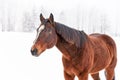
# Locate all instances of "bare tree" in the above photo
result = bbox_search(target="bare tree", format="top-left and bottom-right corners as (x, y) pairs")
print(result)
(22, 7), (37, 32)
(100, 14), (110, 34)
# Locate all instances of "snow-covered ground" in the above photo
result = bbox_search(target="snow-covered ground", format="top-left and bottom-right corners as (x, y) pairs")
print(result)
(0, 32), (119, 80)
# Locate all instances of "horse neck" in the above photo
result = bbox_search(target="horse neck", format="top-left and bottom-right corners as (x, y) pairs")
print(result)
(54, 22), (89, 60)
(54, 22), (88, 48)
(55, 35), (72, 60)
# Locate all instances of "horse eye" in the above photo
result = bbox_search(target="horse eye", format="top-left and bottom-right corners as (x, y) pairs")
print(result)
(49, 31), (52, 34)
(49, 30), (52, 34)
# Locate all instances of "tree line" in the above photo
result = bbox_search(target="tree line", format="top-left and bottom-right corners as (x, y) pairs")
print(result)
(0, 5), (119, 36)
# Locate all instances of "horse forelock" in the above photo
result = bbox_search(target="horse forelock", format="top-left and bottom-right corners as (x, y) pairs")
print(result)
(55, 22), (87, 48)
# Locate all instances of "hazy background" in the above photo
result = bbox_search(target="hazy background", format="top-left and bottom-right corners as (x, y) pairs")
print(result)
(0, 0), (120, 36)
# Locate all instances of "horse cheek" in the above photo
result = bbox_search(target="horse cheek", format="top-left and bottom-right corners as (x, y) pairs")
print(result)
(47, 34), (57, 49)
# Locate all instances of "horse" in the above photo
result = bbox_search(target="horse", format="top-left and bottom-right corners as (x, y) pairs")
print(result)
(31, 13), (117, 80)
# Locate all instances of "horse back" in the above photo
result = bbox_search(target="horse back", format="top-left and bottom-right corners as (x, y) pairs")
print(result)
(90, 33), (117, 59)
(90, 33), (116, 51)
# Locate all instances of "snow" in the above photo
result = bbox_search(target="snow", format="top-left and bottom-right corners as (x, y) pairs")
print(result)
(0, 32), (119, 80)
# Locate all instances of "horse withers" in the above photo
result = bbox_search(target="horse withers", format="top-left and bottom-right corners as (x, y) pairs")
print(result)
(31, 13), (117, 80)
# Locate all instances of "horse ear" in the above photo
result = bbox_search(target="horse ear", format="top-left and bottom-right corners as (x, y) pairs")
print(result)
(49, 13), (54, 23)
(40, 13), (45, 22)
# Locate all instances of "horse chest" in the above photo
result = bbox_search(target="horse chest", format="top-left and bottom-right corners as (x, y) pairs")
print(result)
(62, 57), (84, 76)
(66, 66), (79, 75)
(56, 41), (78, 60)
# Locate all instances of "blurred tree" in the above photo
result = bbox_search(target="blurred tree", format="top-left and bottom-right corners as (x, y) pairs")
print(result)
(100, 14), (109, 34)
(22, 12), (33, 32)
(7, 13), (15, 31)
(22, 7), (37, 32)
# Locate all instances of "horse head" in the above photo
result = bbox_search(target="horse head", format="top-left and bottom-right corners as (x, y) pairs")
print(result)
(31, 13), (57, 57)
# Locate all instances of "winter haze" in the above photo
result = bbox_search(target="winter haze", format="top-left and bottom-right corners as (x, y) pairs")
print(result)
(0, 0), (120, 35)
(0, 0), (120, 80)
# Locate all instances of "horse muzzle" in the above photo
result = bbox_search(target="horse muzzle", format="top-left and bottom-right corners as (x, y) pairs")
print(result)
(31, 48), (39, 57)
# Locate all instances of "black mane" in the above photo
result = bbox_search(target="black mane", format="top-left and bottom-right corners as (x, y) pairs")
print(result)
(55, 22), (87, 48)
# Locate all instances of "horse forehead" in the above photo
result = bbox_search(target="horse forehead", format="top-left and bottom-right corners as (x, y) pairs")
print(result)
(38, 25), (45, 32)
(33, 25), (45, 44)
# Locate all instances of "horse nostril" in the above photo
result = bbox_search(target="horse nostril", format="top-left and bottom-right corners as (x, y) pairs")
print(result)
(31, 48), (38, 56)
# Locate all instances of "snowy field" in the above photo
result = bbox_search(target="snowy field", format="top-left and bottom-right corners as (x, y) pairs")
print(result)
(0, 32), (119, 80)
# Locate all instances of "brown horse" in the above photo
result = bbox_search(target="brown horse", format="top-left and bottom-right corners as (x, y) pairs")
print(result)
(31, 13), (117, 80)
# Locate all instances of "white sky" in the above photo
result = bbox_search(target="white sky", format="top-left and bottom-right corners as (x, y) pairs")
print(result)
(1, 0), (118, 11)
(0, 0), (120, 32)
(1, 0), (119, 17)
(19, 0), (119, 19)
